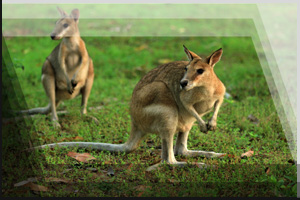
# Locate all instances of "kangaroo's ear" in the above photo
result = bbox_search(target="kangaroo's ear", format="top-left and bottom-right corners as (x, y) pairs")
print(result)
(183, 45), (201, 62)
(57, 7), (68, 17)
(70, 9), (80, 22)
(206, 48), (223, 68)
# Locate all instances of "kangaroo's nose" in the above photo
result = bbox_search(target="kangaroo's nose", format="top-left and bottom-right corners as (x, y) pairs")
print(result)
(180, 80), (188, 88)
(50, 34), (55, 40)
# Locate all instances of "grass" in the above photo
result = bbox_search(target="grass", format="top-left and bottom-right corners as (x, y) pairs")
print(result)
(2, 36), (296, 197)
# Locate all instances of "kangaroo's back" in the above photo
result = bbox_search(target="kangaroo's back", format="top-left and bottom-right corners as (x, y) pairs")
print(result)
(132, 61), (188, 95)
(130, 46), (225, 134)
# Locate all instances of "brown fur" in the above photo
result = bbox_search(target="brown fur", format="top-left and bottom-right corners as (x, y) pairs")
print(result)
(35, 46), (226, 170)
(21, 7), (94, 128)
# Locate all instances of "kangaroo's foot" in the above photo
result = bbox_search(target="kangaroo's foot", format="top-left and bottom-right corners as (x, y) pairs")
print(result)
(175, 149), (225, 159)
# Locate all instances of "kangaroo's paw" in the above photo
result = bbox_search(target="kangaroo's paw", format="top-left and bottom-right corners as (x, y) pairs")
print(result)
(207, 121), (217, 131)
(67, 84), (74, 94)
(67, 80), (77, 94)
(199, 124), (208, 133)
(71, 79), (77, 88)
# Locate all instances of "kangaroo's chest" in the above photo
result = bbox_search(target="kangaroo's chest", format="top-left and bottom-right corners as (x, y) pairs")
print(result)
(194, 99), (216, 115)
(192, 87), (216, 114)
(65, 51), (82, 71)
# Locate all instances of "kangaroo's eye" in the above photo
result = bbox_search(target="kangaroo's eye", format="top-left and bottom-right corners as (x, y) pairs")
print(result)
(63, 23), (69, 28)
(184, 68), (188, 71)
(197, 69), (204, 74)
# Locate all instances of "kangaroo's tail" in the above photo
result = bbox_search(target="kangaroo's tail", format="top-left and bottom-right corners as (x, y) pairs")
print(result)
(19, 104), (51, 115)
(34, 142), (127, 152)
(32, 123), (145, 153)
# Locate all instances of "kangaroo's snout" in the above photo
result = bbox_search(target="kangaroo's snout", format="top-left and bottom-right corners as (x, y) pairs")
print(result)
(50, 34), (56, 40)
(180, 80), (188, 89)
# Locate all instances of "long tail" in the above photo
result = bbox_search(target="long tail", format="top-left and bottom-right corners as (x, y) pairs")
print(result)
(19, 104), (51, 115)
(32, 124), (144, 153)
(34, 142), (127, 152)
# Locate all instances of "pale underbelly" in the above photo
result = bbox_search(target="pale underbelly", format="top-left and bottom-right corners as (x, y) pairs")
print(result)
(55, 87), (81, 100)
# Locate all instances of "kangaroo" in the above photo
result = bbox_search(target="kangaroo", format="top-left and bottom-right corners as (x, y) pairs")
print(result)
(20, 7), (95, 128)
(34, 46), (226, 170)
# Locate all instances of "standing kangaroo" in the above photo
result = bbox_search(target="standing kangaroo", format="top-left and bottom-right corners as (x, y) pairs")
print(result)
(35, 46), (226, 170)
(20, 7), (94, 128)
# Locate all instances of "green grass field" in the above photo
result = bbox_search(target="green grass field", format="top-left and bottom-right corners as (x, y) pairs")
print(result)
(2, 36), (296, 197)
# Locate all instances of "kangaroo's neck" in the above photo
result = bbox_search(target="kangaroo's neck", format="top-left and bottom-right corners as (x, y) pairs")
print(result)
(62, 35), (81, 50)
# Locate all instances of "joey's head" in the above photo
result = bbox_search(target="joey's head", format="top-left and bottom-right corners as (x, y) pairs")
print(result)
(50, 7), (80, 40)
(180, 45), (223, 91)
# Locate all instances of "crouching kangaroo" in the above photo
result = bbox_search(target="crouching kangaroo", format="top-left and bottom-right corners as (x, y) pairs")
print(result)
(20, 7), (95, 128)
(35, 46), (226, 170)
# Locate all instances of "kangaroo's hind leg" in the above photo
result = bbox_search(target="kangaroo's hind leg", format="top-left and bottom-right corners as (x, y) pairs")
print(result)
(143, 103), (205, 171)
(80, 59), (94, 115)
(80, 59), (98, 124)
(146, 126), (206, 171)
(174, 131), (225, 158)
(42, 60), (60, 129)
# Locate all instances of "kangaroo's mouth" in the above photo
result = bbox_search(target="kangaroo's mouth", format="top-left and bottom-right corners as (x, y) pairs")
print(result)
(180, 83), (193, 91)
(50, 34), (62, 40)
(184, 85), (193, 91)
